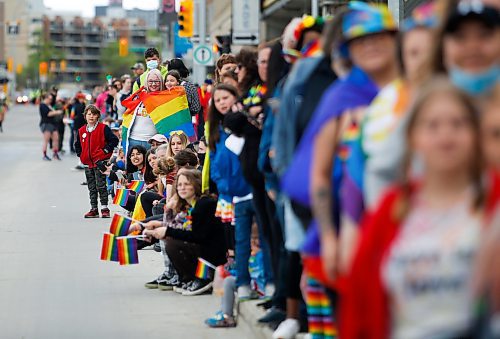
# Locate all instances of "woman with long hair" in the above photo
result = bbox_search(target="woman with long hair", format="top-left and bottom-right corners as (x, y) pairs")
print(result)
(340, 77), (500, 338)
(206, 83), (274, 302)
(144, 169), (227, 296)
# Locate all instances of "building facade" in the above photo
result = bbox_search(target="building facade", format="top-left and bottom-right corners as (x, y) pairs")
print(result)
(41, 15), (147, 86)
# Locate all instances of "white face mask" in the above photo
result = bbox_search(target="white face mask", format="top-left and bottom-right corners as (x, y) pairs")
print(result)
(146, 60), (159, 70)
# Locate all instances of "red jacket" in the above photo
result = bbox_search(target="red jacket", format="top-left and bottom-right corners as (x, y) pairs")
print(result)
(339, 173), (500, 339)
(75, 123), (118, 168)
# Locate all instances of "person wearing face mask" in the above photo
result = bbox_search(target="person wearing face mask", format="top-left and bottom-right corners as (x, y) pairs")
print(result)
(122, 69), (164, 153)
(430, 0), (499, 97)
(132, 47), (168, 93)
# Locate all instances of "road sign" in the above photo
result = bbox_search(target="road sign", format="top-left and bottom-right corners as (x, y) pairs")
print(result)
(193, 44), (213, 66)
(232, 0), (260, 45)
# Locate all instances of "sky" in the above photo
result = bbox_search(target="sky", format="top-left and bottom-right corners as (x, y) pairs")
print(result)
(43, 0), (159, 17)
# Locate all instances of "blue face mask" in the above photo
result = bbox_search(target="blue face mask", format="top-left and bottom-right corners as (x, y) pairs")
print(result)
(449, 65), (500, 96)
(146, 60), (159, 70)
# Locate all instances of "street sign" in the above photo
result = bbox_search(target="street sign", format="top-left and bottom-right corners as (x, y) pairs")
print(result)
(193, 44), (213, 66)
(232, 0), (260, 45)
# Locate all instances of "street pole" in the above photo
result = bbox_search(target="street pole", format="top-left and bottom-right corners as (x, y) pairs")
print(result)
(311, 0), (319, 16)
(192, 0), (206, 85)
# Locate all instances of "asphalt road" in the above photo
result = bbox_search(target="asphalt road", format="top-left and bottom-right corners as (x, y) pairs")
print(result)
(0, 104), (255, 339)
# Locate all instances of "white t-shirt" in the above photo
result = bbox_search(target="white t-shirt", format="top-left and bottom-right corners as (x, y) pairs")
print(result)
(130, 103), (157, 141)
(382, 192), (481, 339)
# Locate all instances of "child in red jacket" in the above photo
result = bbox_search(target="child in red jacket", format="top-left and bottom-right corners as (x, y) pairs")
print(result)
(75, 105), (119, 218)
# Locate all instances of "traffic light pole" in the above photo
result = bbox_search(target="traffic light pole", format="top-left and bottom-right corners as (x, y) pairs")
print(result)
(192, 0), (207, 85)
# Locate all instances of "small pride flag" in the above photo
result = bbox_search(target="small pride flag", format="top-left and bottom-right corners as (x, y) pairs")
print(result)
(117, 237), (139, 265)
(195, 258), (216, 279)
(109, 214), (132, 236)
(113, 188), (130, 207)
(127, 180), (145, 193)
(100, 233), (118, 262)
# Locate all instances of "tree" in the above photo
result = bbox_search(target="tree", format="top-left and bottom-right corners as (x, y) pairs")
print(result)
(100, 41), (141, 80)
(18, 30), (65, 89)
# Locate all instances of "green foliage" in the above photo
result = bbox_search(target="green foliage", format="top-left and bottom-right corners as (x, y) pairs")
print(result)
(100, 42), (141, 79)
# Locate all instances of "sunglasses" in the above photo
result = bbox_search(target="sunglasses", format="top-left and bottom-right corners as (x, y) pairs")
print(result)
(169, 130), (185, 136)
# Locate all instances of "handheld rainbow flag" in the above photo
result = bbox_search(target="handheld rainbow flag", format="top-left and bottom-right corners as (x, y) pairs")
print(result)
(117, 237), (139, 265)
(113, 188), (130, 207)
(141, 87), (196, 142)
(127, 180), (145, 193)
(195, 258), (216, 279)
(109, 213), (133, 236)
(100, 233), (119, 262)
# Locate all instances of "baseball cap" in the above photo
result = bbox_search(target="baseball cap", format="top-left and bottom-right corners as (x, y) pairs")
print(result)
(131, 62), (145, 70)
(148, 134), (168, 144)
(110, 122), (121, 131)
(443, 0), (500, 33)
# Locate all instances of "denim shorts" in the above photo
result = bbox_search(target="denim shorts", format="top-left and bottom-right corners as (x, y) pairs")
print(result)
(40, 123), (56, 133)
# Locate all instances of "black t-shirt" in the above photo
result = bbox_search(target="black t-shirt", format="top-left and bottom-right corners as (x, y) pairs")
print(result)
(39, 103), (55, 125)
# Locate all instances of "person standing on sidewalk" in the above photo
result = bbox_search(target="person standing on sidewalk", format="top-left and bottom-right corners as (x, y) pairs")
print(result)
(75, 104), (119, 218)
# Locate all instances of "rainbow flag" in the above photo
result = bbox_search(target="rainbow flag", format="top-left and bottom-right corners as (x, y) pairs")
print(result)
(141, 87), (196, 142)
(113, 188), (130, 207)
(117, 237), (139, 265)
(100, 233), (119, 262)
(195, 258), (216, 279)
(127, 180), (145, 193)
(109, 214), (132, 236)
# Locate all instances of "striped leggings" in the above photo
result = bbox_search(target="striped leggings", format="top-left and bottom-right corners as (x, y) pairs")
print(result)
(305, 276), (337, 339)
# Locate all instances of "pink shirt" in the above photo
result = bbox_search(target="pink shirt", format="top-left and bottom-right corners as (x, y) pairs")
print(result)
(95, 91), (108, 113)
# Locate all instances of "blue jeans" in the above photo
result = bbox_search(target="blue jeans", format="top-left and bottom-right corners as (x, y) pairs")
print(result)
(128, 138), (151, 152)
(234, 199), (273, 287)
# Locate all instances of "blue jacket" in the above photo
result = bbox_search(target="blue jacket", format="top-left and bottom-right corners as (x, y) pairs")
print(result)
(210, 127), (252, 199)
(271, 56), (327, 178)
(258, 87), (282, 193)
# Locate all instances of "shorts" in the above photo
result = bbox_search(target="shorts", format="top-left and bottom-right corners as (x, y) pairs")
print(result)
(40, 123), (56, 133)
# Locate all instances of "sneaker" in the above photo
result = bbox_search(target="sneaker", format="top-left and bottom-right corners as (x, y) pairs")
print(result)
(272, 319), (300, 339)
(43, 155), (52, 161)
(75, 165), (85, 170)
(205, 311), (237, 328)
(84, 208), (99, 218)
(101, 208), (110, 218)
(258, 307), (286, 324)
(159, 275), (179, 291)
(174, 281), (191, 294)
(237, 285), (252, 301)
(144, 278), (159, 289)
(52, 153), (62, 160)
(182, 279), (213, 296)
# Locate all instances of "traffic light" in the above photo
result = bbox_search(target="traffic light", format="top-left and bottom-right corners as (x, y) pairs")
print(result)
(119, 38), (128, 57)
(39, 61), (48, 76)
(178, 0), (193, 38)
(75, 72), (81, 82)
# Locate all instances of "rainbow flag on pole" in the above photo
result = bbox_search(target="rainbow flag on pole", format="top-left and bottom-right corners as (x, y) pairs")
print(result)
(127, 180), (145, 193)
(195, 258), (216, 279)
(117, 237), (139, 265)
(100, 233), (119, 262)
(113, 188), (130, 207)
(141, 87), (196, 142)
(109, 213), (133, 236)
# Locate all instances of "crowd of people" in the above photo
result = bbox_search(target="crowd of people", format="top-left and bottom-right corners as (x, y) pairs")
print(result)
(38, 0), (500, 337)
